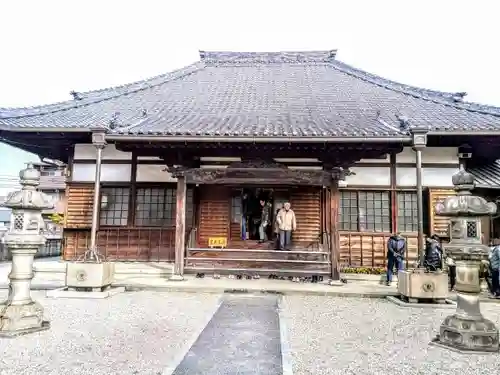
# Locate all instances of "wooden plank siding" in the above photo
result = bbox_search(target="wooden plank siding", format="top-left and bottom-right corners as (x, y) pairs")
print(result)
(291, 187), (322, 247)
(197, 186), (230, 247)
(64, 183), (94, 229)
(339, 233), (418, 268)
(429, 188), (456, 238)
(63, 228), (175, 261)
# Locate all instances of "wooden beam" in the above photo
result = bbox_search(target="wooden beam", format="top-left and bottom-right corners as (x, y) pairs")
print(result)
(172, 174), (187, 280)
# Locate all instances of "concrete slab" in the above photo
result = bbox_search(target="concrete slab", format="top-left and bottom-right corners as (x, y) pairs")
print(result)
(386, 295), (457, 309)
(170, 294), (282, 375)
(117, 276), (399, 298)
(46, 286), (125, 299)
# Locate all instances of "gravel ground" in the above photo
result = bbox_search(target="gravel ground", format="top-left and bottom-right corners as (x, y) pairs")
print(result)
(0, 291), (221, 375)
(282, 296), (500, 375)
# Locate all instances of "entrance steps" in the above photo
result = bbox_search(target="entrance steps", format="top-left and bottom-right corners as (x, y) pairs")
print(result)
(185, 245), (331, 277)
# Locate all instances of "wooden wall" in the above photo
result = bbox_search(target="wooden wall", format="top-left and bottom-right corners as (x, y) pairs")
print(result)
(197, 186), (230, 247)
(429, 188), (455, 238)
(339, 232), (418, 268)
(63, 228), (175, 261)
(63, 183), (175, 261)
(65, 183), (94, 229)
(291, 187), (321, 246)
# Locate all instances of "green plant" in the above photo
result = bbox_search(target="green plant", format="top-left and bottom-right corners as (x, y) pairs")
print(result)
(340, 266), (386, 275)
(48, 213), (64, 225)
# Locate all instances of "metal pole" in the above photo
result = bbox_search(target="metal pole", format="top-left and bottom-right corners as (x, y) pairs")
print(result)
(89, 145), (104, 251)
(416, 148), (425, 266)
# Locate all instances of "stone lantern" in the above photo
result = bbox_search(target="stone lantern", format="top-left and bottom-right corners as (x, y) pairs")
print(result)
(431, 168), (499, 353)
(0, 163), (53, 337)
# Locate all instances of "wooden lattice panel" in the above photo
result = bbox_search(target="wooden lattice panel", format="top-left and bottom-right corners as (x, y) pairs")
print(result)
(64, 183), (94, 229)
(291, 187), (321, 246)
(429, 188), (456, 238)
(339, 232), (418, 268)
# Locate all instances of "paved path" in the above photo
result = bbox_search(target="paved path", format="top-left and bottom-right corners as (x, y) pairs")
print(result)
(172, 294), (283, 375)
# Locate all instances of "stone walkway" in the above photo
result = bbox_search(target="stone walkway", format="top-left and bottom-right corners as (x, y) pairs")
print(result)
(171, 294), (282, 375)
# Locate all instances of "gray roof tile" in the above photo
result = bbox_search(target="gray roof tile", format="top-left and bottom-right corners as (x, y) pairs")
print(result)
(468, 161), (500, 189)
(2, 50), (500, 138)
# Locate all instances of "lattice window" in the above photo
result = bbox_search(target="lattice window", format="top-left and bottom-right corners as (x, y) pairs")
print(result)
(466, 221), (478, 238)
(134, 187), (194, 227)
(358, 191), (391, 232)
(339, 191), (358, 231)
(397, 192), (418, 232)
(13, 214), (23, 230)
(99, 188), (130, 226)
(135, 188), (175, 227)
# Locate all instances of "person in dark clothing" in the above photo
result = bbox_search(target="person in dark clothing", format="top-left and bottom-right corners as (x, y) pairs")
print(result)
(488, 245), (500, 297)
(424, 234), (443, 271)
(386, 233), (406, 286)
(258, 200), (271, 242)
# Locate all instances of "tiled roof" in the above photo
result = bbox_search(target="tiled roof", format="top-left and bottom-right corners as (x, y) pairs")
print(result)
(2, 50), (500, 138)
(468, 160), (500, 189)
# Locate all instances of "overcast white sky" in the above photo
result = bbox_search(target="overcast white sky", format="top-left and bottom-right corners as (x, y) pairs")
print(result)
(0, 0), (499, 192)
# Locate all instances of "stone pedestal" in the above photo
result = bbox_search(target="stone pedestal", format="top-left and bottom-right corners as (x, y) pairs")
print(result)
(433, 260), (499, 352)
(398, 269), (448, 303)
(0, 164), (53, 337)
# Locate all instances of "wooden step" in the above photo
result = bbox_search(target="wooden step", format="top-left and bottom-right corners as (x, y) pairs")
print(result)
(187, 248), (329, 261)
(184, 266), (330, 276)
(187, 257), (330, 264)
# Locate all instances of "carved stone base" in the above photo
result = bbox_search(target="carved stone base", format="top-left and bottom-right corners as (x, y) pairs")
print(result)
(0, 301), (50, 337)
(433, 314), (499, 353)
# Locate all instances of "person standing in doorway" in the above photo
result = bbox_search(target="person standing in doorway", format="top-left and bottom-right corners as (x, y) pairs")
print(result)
(276, 202), (296, 251)
(258, 199), (271, 243)
(488, 244), (500, 298)
(386, 232), (406, 286)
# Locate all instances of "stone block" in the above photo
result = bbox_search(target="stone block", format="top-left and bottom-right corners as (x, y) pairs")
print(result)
(66, 262), (115, 288)
(398, 269), (448, 301)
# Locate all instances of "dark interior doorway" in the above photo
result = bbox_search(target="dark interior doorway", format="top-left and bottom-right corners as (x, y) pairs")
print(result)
(242, 188), (274, 240)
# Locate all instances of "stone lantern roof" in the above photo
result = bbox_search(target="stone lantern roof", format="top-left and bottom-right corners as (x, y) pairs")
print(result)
(1, 163), (54, 211)
(436, 168), (496, 217)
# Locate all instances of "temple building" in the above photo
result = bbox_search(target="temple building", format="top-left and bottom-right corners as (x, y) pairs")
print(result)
(1, 49), (500, 278)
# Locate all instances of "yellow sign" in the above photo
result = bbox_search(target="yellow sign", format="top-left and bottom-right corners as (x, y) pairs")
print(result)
(208, 237), (227, 248)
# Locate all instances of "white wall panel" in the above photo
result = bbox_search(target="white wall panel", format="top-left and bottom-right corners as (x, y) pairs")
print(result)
(345, 167), (391, 186)
(74, 144), (132, 160)
(357, 155), (390, 163)
(396, 167), (459, 187)
(136, 164), (177, 182)
(396, 147), (458, 164)
(72, 164), (131, 182)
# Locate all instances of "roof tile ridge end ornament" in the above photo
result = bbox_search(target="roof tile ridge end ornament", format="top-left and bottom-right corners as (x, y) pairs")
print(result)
(0, 63), (206, 120)
(199, 49), (338, 64)
(329, 59), (500, 118)
(375, 112), (405, 134)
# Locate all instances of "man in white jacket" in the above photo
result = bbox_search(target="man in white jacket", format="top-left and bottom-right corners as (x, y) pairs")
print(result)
(276, 202), (297, 251)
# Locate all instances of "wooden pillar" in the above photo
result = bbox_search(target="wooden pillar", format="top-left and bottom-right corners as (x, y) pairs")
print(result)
(171, 174), (186, 280)
(330, 178), (340, 281)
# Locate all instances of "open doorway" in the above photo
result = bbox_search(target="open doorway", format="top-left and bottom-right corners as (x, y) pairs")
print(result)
(241, 188), (273, 241)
